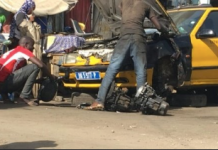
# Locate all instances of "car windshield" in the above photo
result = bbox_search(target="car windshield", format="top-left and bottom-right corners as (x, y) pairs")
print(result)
(168, 10), (205, 34)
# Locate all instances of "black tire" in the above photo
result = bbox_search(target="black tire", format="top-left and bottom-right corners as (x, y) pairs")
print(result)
(38, 79), (58, 102)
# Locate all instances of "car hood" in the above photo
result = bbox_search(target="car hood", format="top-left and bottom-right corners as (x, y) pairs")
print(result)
(93, 0), (179, 35)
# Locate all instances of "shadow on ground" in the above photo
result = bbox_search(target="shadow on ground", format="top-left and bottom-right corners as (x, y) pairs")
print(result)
(40, 101), (176, 117)
(0, 140), (58, 149)
(0, 102), (30, 110)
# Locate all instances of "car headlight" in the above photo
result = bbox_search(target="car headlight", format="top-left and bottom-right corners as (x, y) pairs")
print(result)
(63, 53), (79, 64)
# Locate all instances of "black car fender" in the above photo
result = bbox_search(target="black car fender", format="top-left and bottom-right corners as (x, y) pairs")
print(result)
(147, 38), (176, 68)
(147, 35), (192, 96)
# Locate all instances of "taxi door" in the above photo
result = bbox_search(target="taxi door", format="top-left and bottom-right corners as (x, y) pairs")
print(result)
(190, 9), (218, 85)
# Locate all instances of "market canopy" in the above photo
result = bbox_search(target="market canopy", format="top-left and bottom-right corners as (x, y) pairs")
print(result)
(0, 0), (78, 16)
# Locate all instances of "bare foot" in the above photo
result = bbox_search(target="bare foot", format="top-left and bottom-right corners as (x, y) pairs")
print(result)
(16, 97), (39, 106)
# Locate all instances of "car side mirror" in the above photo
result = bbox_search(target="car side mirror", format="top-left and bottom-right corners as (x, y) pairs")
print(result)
(197, 29), (216, 39)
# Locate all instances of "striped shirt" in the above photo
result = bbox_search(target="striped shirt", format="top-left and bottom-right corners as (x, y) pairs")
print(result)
(0, 46), (34, 82)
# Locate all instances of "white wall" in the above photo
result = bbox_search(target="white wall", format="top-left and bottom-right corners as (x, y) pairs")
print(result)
(199, 0), (210, 4)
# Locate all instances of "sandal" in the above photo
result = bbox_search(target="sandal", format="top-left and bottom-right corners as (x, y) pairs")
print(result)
(77, 103), (91, 109)
(83, 102), (104, 111)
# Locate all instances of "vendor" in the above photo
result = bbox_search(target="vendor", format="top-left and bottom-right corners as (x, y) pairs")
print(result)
(8, 0), (36, 49)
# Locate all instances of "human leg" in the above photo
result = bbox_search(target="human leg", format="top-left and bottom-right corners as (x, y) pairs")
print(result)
(130, 35), (147, 91)
(85, 35), (132, 110)
(2, 64), (40, 106)
(97, 35), (132, 104)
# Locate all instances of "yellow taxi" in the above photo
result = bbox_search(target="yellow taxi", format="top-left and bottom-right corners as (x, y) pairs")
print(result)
(58, 0), (218, 98)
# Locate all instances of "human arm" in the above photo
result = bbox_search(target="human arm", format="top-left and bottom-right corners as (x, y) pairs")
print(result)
(150, 16), (161, 31)
(29, 56), (54, 80)
(150, 16), (169, 33)
(146, 6), (169, 33)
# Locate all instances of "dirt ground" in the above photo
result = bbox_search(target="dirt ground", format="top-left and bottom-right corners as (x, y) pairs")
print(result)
(0, 101), (218, 149)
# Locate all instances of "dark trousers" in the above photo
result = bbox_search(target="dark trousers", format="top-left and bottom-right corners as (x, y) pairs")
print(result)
(0, 64), (40, 99)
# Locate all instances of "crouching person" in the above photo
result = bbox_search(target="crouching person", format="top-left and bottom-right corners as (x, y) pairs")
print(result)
(0, 36), (54, 106)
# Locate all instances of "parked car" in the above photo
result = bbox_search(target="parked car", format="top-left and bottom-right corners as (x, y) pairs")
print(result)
(58, 0), (218, 104)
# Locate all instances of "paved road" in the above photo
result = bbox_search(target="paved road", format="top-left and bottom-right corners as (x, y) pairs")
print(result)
(0, 101), (218, 149)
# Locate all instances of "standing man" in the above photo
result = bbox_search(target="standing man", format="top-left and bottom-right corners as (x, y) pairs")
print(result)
(9, 0), (36, 49)
(0, 36), (54, 106)
(86, 0), (169, 110)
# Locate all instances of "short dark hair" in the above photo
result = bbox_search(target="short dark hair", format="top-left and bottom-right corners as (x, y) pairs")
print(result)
(19, 36), (34, 45)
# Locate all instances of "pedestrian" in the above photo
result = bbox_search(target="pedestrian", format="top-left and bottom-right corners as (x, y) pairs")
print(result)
(8, 0), (36, 49)
(85, 0), (169, 110)
(0, 36), (54, 106)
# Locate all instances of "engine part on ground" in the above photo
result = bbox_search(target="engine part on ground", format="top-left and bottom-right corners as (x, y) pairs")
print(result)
(135, 83), (169, 116)
(105, 83), (169, 116)
(105, 87), (132, 112)
(37, 78), (58, 102)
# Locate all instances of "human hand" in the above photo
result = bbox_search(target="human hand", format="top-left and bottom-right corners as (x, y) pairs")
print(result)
(158, 24), (169, 33)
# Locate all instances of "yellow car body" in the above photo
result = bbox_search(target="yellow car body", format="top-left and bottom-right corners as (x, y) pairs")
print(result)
(176, 7), (218, 87)
(59, 54), (154, 89)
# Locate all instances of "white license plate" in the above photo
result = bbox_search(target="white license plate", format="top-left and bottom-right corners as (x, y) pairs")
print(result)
(76, 71), (101, 80)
